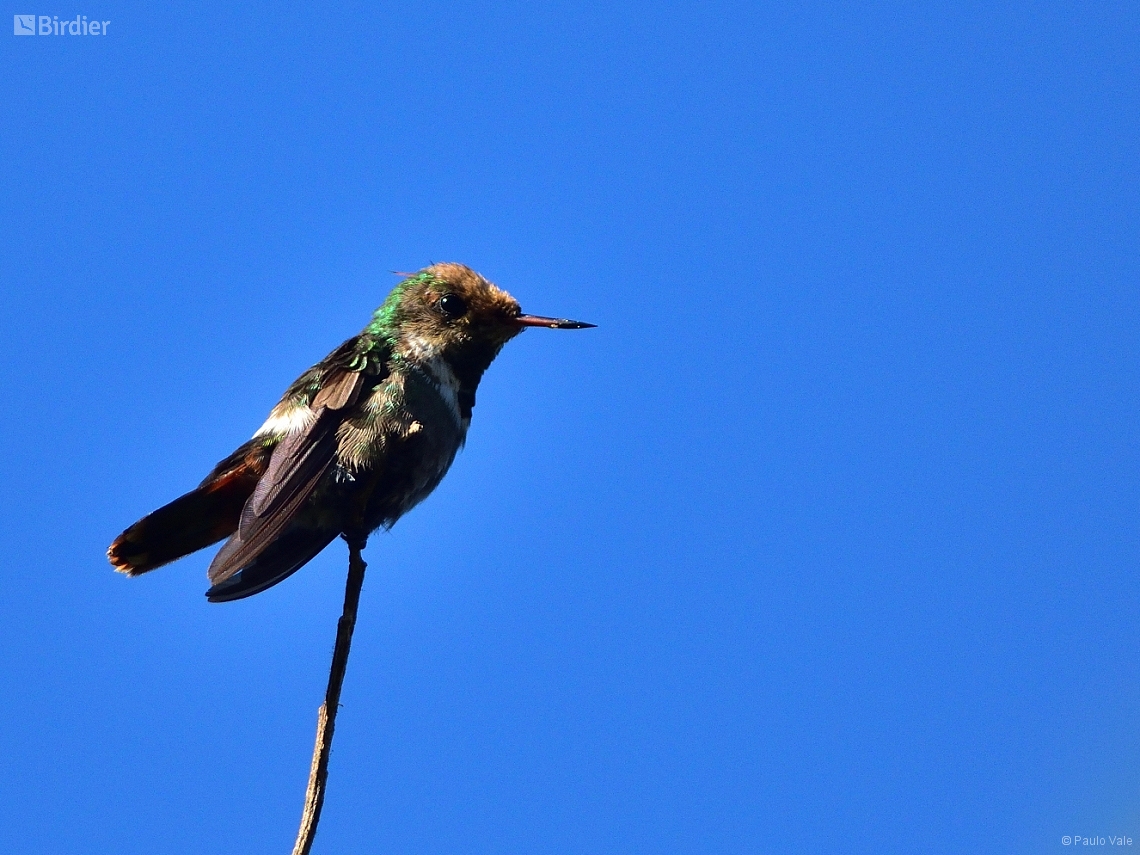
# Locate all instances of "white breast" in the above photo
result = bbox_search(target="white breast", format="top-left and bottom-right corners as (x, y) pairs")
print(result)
(404, 333), (463, 426)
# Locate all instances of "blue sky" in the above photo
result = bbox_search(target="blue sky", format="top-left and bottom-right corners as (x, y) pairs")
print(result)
(2, 2), (1138, 852)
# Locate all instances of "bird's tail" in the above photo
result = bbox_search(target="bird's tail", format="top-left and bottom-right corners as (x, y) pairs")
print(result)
(108, 452), (263, 576)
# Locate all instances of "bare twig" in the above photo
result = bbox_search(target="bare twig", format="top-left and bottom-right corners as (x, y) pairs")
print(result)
(292, 534), (369, 855)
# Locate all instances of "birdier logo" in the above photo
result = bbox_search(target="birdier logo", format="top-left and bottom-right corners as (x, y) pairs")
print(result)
(13, 14), (110, 35)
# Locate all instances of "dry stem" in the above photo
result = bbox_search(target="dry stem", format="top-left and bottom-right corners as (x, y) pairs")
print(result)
(291, 535), (369, 855)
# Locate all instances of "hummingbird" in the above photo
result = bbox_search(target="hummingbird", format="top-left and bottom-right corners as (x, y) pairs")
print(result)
(108, 263), (594, 602)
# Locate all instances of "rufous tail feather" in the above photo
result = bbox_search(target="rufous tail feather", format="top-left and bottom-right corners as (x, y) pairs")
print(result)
(108, 463), (260, 576)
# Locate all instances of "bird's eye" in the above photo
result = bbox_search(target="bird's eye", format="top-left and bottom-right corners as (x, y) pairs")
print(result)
(438, 293), (468, 319)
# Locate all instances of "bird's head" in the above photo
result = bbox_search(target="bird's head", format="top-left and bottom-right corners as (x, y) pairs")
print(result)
(370, 263), (593, 373)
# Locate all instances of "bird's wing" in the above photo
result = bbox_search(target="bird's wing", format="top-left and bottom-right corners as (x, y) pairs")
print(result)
(207, 338), (386, 589)
(205, 525), (339, 602)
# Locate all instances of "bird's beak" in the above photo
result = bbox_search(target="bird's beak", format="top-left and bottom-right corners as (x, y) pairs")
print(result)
(515, 314), (596, 330)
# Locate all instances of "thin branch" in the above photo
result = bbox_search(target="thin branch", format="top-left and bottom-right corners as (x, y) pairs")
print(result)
(292, 534), (369, 855)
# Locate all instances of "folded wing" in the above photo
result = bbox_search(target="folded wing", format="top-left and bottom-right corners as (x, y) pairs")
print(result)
(206, 367), (367, 596)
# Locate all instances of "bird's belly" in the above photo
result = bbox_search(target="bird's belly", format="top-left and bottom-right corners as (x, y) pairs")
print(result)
(330, 374), (467, 533)
(379, 430), (460, 519)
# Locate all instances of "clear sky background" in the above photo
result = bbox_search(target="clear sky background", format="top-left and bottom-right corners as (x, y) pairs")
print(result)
(2, 3), (1138, 853)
